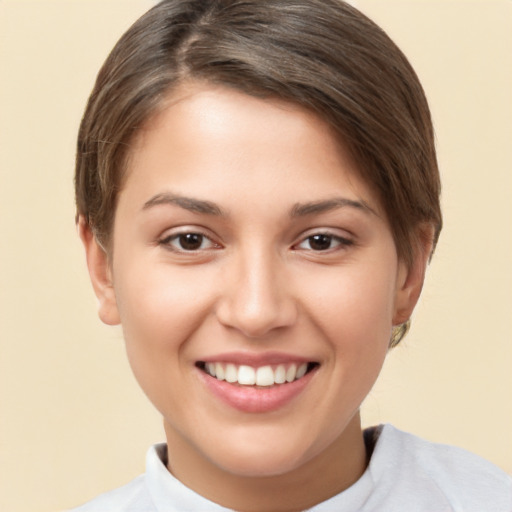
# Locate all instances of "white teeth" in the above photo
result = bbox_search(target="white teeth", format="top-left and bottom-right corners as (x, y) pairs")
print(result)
(296, 363), (308, 379)
(215, 362), (225, 381)
(256, 366), (274, 386)
(274, 365), (286, 384)
(238, 365), (256, 385)
(204, 362), (313, 386)
(206, 362), (216, 377)
(225, 363), (238, 383)
(286, 364), (297, 383)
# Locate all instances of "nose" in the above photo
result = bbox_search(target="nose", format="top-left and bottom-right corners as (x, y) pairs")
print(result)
(215, 247), (298, 338)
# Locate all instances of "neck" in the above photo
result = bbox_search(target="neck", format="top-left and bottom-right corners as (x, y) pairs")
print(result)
(164, 414), (367, 512)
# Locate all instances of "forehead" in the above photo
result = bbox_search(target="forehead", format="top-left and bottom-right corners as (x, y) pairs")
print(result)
(133, 82), (347, 160)
(123, 82), (384, 217)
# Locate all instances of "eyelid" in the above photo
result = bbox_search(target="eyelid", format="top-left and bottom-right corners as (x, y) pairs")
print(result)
(292, 229), (354, 251)
(158, 226), (222, 252)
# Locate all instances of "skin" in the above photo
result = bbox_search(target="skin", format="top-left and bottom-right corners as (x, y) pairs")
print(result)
(80, 83), (431, 512)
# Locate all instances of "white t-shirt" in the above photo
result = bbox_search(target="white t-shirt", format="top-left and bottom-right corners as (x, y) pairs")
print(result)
(68, 424), (512, 512)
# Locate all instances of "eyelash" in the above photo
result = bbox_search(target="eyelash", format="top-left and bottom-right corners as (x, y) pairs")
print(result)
(158, 230), (353, 254)
(158, 231), (221, 252)
(293, 232), (354, 252)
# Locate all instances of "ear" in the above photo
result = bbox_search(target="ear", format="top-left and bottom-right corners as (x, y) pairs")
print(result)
(77, 216), (120, 326)
(393, 225), (435, 326)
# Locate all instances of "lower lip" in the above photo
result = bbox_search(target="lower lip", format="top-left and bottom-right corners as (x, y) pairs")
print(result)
(198, 368), (317, 413)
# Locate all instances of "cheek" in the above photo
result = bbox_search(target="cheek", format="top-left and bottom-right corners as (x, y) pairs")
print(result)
(301, 261), (397, 395)
(305, 262), (397, 343)
(112, 260), (217, 397)
(114, 257), (216, 336)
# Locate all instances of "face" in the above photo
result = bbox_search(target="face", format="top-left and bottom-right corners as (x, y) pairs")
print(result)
(83, 83), (425, 497)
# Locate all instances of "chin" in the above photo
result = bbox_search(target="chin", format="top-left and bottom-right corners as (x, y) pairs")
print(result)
(215, 450), (306, 478)
(203, 428), (319, 478)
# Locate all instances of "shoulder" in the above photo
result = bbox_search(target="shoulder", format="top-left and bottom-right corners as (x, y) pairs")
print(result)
(366, 424), (512, 512)
(66, 474), (155, 512)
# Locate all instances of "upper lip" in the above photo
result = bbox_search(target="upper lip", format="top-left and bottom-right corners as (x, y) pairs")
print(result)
(197, 351), (318, 367)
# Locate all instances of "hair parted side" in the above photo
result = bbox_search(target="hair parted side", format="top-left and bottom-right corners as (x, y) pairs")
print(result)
(75, 0), (442, 345)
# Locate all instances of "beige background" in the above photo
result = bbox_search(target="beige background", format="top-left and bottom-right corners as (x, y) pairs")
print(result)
(0, 1), (510, 511)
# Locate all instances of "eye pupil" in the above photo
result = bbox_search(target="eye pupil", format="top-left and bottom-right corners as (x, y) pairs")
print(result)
(309, 234), (332, 250)
(179, 233), (203, 250)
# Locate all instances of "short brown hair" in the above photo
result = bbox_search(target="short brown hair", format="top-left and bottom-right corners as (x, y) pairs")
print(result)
(75, 0), (442, 266)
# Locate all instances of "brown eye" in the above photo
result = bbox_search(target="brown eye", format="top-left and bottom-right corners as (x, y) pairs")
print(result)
(160, 232), (218, 252)
(295, 233), (353, 252)
(178, 233), (204, 251)
(307, 234), (333, 251)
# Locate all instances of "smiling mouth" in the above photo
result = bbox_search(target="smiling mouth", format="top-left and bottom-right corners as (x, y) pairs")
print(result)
(196, 361), (319, 387)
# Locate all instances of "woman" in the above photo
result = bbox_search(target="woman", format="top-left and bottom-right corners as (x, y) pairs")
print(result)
(72, 1), (512, 510)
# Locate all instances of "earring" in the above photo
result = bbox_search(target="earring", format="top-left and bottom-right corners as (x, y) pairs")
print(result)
(389, 319), (411, 349)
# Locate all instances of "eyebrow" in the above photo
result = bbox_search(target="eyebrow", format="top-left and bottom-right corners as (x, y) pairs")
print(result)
(142, 192), (376, 218)
(290, 197), (376, 217)
(142, 193), (225, 216)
